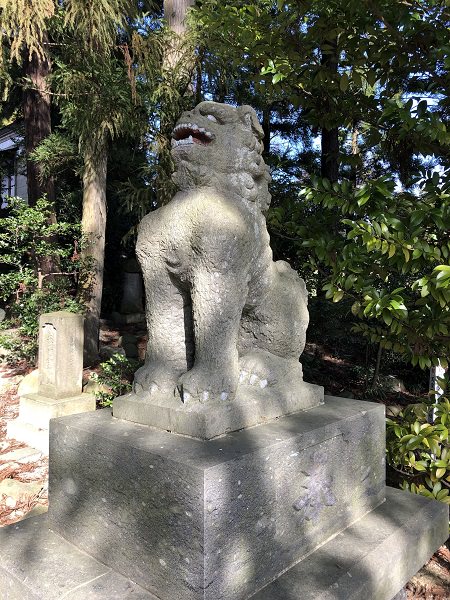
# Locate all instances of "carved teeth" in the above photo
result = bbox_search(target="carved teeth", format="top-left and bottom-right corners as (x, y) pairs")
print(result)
(172, 138), (194, 147)
(172, 122), (214, 144)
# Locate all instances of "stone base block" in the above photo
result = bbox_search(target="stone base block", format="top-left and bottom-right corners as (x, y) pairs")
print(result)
(17, 393), (96, 429)
(49, 397), (384, 600)
(0, 488), (446, 600)
(113, 380), (324, 439)
(6, 420), (50, 454)
(251, 487), (448, 600)
(0, 515), (156, 600)
(7, 393), (96, 454)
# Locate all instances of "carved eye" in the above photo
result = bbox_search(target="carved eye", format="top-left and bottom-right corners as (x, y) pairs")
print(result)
(206, 114), (218, 122)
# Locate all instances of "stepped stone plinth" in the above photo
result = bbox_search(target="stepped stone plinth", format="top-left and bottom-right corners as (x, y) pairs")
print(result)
(7, 312), (95, 454)
(0, 397), (447, 600)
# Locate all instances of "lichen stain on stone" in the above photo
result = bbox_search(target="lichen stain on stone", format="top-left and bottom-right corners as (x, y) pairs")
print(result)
(292, 452), (336, 523)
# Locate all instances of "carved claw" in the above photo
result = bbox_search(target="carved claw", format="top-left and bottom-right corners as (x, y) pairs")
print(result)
(176, 366), (237, 403)
(133, 363), (178, 395)
(239, 370), (269, 389)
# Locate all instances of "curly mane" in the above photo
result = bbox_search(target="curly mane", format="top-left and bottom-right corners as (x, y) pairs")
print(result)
(172, 104), (272, 213)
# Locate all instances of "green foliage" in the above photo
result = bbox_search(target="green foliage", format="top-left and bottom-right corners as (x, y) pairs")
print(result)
(294, 169), (450, 368)
(0, 197), (79, 291)
(90, 353), (139, 407)
(386, 382), (450, 507)
(0, 0), (55, 65)
(29, 132), (80, 181)
(0, 197), (82, 363)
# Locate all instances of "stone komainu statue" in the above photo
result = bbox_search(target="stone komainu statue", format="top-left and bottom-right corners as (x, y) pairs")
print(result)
(133, 101), (310, 404)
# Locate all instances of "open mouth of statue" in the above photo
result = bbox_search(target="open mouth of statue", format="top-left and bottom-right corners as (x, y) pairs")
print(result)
(172, 123), (214, 147)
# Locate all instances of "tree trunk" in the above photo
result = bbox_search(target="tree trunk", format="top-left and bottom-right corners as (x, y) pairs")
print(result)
(321, 127), (339, 182)
(165, 0), (195, 36)
(350, 120), (360, 185)
(23, 42), (55, 207)
(157, 0), (196, 204)
(23, 40), (59, 276)
(163, 0), (195, 82)
(320, 38), (339, 183)
(371, 342), (383, 387)
(262, 105), (271, 158)
(78, 135), (108, 365)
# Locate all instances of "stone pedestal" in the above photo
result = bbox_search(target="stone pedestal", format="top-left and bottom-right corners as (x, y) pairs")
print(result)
(7, 311), (95, 454)
(0, 397), (447, 600)
(50, 397), (384, 600)
(114, 381), (324, 439)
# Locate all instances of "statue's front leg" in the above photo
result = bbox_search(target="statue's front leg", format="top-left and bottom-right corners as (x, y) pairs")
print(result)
(134, 266), (193, 396)
(176, 269), (248, 403)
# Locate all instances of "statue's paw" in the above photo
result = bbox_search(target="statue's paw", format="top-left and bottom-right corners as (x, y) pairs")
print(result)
(133, 363), (178, 395)
(238, 351), (275, 389)
(239, 369), (269, 389)
(239, 350), (303, 391)
(176, 367), (237, 403)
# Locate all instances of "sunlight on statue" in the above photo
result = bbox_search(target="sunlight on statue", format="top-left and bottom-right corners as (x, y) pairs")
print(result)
(133, 101), (310, 404)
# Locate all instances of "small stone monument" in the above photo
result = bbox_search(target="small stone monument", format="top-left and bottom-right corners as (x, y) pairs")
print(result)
(7, 311), (95, 453)
(0, 104), (447, 599)
(111, 258), (146, 325)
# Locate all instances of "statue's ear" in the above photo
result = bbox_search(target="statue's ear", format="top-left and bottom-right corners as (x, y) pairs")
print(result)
(238, 106), (264, 140)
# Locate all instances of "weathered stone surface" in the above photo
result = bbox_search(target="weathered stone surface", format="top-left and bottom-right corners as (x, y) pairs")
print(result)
(82, 378), (111, 396)
(0, 515), (157, 599)
(7, 312), (96, 454)
(37, 311), (84, 399)
(120, 272), (144, 314)
(7, 391), (95, 453)
(49, 396), (385, 600)
(125, 101), (319, 430)
(251, 487), (448, 600)
(17, 369), (39, 397)
(16, 393), (95, 430)
(0, 487), (445, 600)
(114, 381), (324, 439)
(385, 375), (406, 393)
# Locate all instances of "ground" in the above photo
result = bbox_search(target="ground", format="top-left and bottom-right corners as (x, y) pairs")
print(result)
(0, 321), (449, 599)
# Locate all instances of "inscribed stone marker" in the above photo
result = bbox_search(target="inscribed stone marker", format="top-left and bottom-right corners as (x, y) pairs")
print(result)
(38, 311), (83, 399)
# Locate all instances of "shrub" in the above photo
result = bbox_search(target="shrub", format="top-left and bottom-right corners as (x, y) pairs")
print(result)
(0, 197), (82, 364)
(90, 354), (140, 407)
(386, 383), (450, 507)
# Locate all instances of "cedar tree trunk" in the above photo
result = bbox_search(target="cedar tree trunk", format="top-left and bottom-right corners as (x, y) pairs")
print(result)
(79, 135), (108, 365)
(23, 40), (59, 276)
